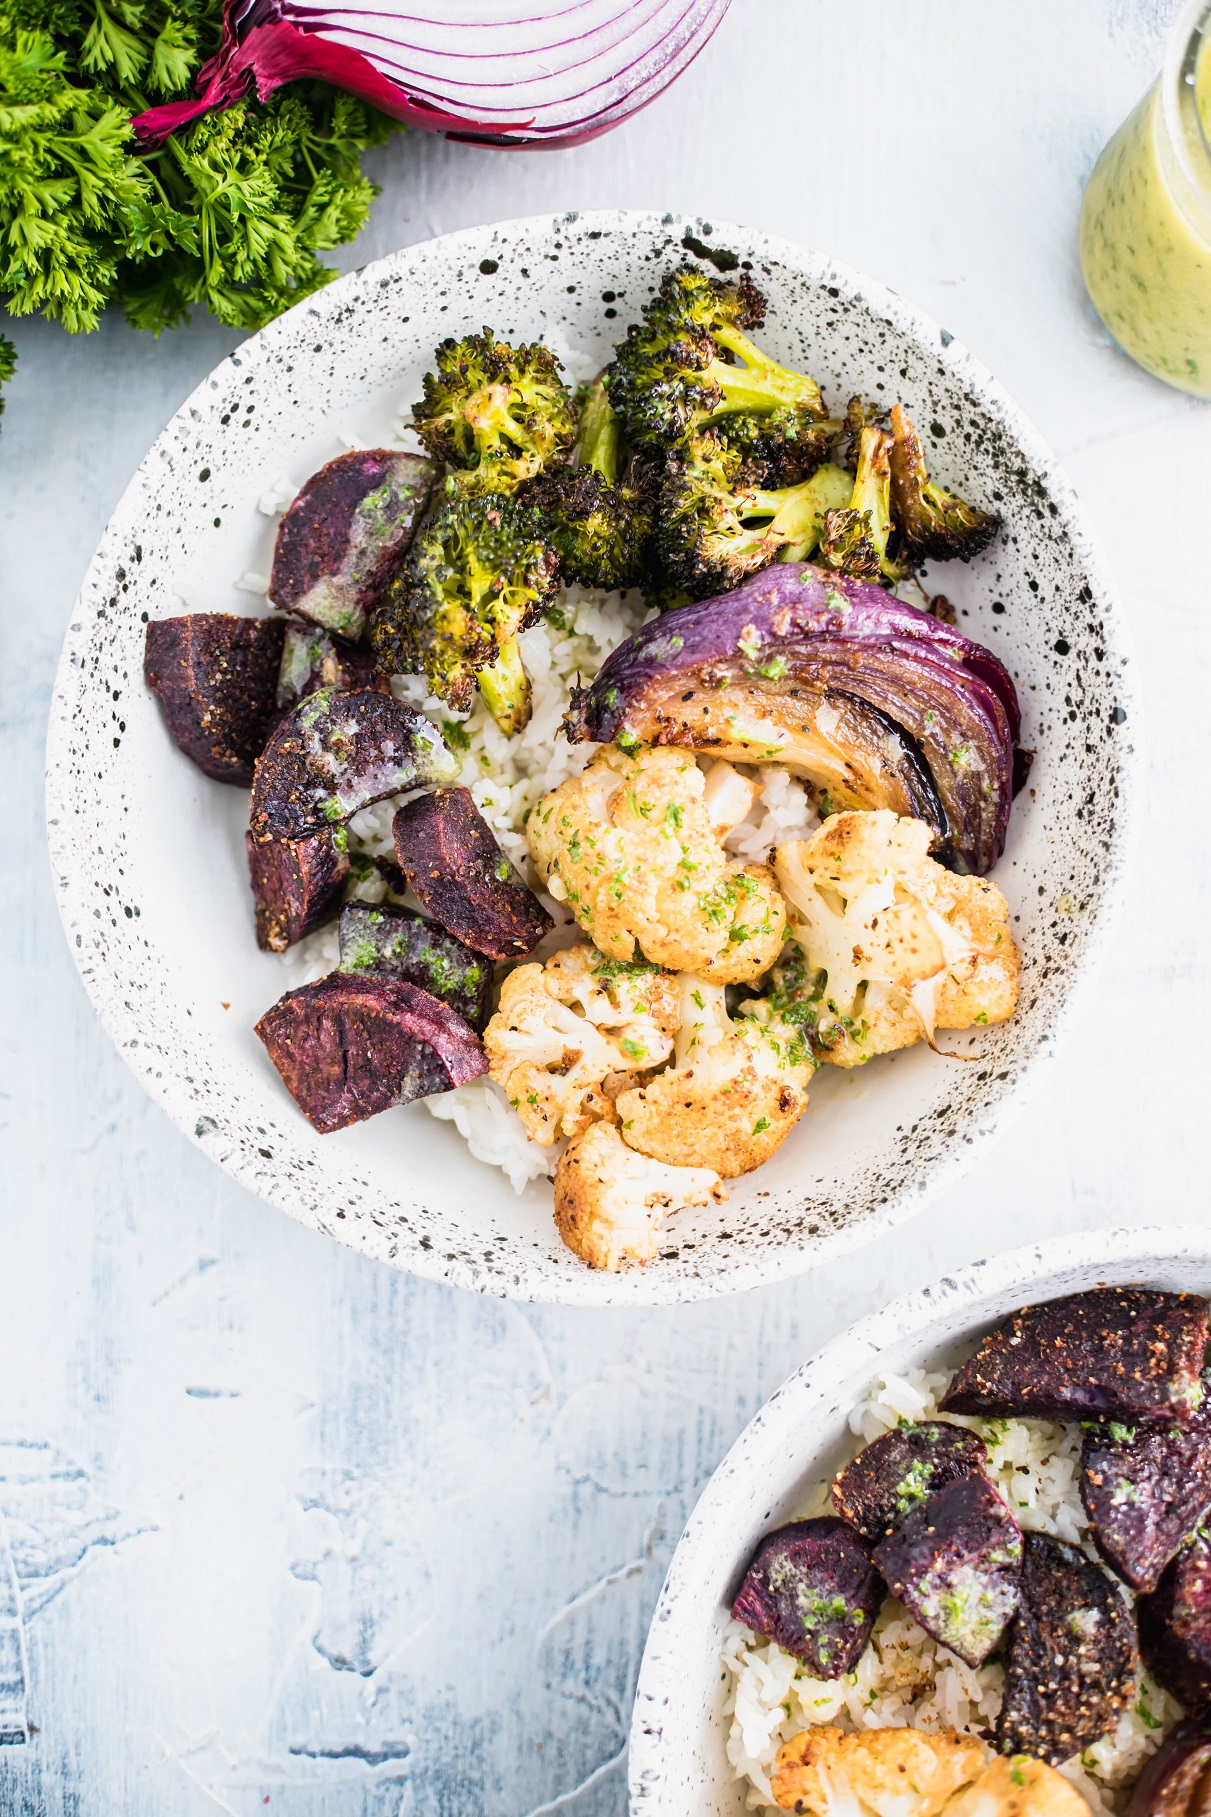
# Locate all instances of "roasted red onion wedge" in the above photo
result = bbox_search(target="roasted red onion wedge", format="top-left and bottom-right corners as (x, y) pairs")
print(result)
(246, 829), (349, 953)
(145, 613), (287, 785)
(564, 563), (1022, 874)
(255, 973), (486, 1134)
(249, 688), (457, 846)
(269, 450), (436, 639)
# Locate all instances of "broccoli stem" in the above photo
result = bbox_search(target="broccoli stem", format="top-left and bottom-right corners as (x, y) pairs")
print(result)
(477, 638), (532, 735)
(848, 427), (905, 580)
(573, 378), (620, 484)
(747, 463), (854, 562)
(707, 324), (826, 420)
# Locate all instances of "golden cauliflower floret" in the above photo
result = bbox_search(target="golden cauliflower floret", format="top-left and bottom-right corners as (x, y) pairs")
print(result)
(616, 977), (812, 1178)
(944, 1757), (1090, 1817)
(771, 1725), (986, 1817)
(484, 945), (677, 1145)
(527, 747), (786, 982)
(772, 810), (1020, 1069)
(553, 1120), (726, 1271)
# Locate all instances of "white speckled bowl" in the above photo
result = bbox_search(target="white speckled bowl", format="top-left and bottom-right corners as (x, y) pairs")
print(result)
(46, 210), (1140, 1305)
(628, 1229), (1211, 1812)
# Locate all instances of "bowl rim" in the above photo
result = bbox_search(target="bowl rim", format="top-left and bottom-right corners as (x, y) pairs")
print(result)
(627, 1225), (1207, 1808)
(44, 207), (1143, 1306)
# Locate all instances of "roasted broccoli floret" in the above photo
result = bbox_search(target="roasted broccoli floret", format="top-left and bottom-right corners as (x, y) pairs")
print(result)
(889, 403), (1001, 563)
(411, 330), (576, 488)
(370, 484), (559, 734)
(819, 425), (908, 582)
(606, 265), (828, 454)
(523, 378), (657, 589)
(655, 428), (854, 598)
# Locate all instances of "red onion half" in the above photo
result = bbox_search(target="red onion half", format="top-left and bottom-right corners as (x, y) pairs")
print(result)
(133, 0), (733, 149)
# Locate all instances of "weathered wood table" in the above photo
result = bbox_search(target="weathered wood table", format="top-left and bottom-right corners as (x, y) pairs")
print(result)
(1, 1), (1205, 1809)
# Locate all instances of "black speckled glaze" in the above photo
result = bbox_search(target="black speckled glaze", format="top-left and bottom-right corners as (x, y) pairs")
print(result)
(44, 211), (1141, 1306)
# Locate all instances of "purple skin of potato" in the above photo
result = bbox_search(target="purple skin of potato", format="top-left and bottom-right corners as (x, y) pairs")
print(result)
(274, 620), (387, 716)
(269, 450), (436, 640)
(249, 687), (458, 845)
(255, 973), (487, 1135)
(832, 1422), (989, 1541)
(564, 562), (1021, 875)
(997, 1531), (1138, 1764)
(144, 613), (287, 785)
(730, 1517), (883, 1678)
(337, 902), (493, 1032)
(872, 1472), (1022, 1668)
(941, 1289), (1210, 1425)
(393, 787), (553, 960)
(1127, 1711), (1211, 1817)
(246, 828), (350, 953)
(1140, 1533), (1211, 1707)
(1081, 1386), (1211, 1593)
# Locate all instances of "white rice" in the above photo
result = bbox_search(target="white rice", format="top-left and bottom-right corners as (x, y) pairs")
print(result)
(278, 583), (823, 1191)
(722, 1367), (1182, 1816)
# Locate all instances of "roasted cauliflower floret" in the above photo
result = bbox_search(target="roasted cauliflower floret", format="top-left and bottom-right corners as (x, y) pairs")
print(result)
(616, 975), (812, 1178)
(772, 810), (1020, 1069)
(944, 1757), (1090, 1817)
(771, 1725), (986, 1817)
(527, 747), (786, 982)
(484, 945), (677, 1144)
(553, 1120), (726, 1271)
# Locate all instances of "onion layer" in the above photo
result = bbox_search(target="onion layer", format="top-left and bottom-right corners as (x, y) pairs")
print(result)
(133, 0), (732, 149)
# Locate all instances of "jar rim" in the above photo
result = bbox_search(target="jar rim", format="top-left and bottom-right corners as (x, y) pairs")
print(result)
(1164, 0), (1211, 180)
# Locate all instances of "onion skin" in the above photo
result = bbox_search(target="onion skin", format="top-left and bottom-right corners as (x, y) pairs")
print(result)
(565, 563), (1021, 875)
(133, 0), (732, 150)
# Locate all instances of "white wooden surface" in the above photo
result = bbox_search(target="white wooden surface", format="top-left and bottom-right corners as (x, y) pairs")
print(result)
(2, 2), (1208, 1810)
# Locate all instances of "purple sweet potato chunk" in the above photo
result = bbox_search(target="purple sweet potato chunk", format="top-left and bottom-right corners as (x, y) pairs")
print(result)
(275, 620), (387, 715)
(730, 1517), (883, 1677)
(1082, 1386), (1211, 1593)
(246, 829), (349, 953)
(997, 1531), (1138, 1763)
(563, 563), (1023, 874)
(393, 787), (552, 960)
(941, 1290), (1209, 1425)
(255, 973), (486, 1134)
(1127, 1711), (1211, 1817)
(833, 1423), (989, 1541)
(248, 687), (457, 845)
(337, 903), (493, 1032)
(144, 613), (286, 784)
(1139, 1532), (1211, 1707)
(872, 1473), (1021, 1668)
(269, 450), (436, 639)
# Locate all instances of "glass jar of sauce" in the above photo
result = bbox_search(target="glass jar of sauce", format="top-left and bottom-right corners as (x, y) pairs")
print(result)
(1080, 0), (1211, 395)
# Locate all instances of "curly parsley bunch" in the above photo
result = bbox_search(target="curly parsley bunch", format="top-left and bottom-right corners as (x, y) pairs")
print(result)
(0, 0), (399, 409)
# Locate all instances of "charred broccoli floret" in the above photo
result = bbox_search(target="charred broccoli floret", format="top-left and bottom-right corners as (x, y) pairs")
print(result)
(411, 330), (576, 489)
(888, 403), (1000, 563)
(606, 265), (828, 454)
(655, 428), (854, 599)
(370, 484), (559, 734)
(523, 377), (657, 590)
(819, 426), (908, 583)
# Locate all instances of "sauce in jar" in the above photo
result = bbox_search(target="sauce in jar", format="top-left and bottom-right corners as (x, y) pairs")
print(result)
(1080, 1), (1211, 395)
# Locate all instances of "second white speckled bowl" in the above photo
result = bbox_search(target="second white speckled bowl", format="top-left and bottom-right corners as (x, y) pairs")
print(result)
(629, 1229), (1211, 1811)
